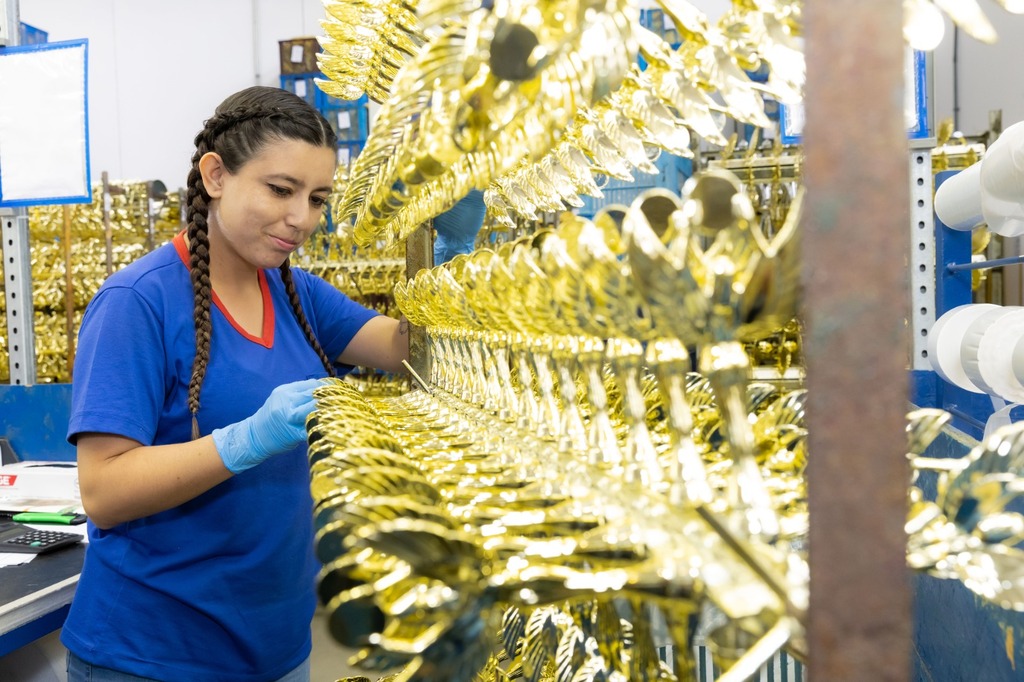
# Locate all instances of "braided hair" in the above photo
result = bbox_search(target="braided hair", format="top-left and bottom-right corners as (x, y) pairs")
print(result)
(185, 86), (338, 439)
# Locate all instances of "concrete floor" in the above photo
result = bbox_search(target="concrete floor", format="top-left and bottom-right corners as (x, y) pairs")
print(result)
(309, 607), (370, 681)
(0, 608), (377, 682)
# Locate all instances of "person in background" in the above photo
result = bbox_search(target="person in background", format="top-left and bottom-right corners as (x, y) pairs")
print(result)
(64, 86), (409, 682)
(432, 188), (486, 264)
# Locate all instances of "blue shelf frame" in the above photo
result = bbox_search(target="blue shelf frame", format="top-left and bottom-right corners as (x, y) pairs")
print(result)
(910, 169), (1024, 440)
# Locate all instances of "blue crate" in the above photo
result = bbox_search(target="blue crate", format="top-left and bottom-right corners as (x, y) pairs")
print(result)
(335, 141), (365, 168)
(323, 104), (369, 142)
(280, 76), (370, 158)
(578, 152), (692, 218)
(316, 90), (368, 112)
(19, 22), (48, 45)
(639, 9), (665, 34)
(317, 92), (370, 141)
(638, 9), (680, 46)
(279, 74), (318, 107)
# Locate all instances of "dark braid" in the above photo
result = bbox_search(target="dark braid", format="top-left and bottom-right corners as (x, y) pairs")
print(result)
(186, 128), (216, 440)
(185, 86), (338, 439)
(280, 260), (336, 377)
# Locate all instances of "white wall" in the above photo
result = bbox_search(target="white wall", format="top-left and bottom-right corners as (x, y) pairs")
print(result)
(15, 0), (1024, 188)
(668, 0), (1024, 140)
(682, 0), (1024, 139)
(18, 0), (326, 188)
(930, 0), (1024, 137)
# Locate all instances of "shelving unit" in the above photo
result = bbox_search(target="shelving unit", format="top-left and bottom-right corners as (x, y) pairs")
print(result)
(910, 164), (1024, 440)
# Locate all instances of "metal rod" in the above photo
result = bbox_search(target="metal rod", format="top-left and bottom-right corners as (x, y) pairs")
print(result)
(946, 254), (1024, 273)
(400, 359), (431, 395)
(909, 143), (936, 371)
(179, 188), (188, 232)
(404, 222), (433, 382)
(803, 1), (912, 680)
(62, 205), (76, 379)
(102, 170), (114, 277)
(145, 180), (156, 252)
(1, 209), (36, 385)
(946, 406), (986, 433)
(694, 505), (802, 620)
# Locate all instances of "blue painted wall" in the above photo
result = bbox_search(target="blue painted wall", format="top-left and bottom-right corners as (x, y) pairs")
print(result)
(915, 574), (1023, 680)
(912, 430), (1024, 680)
(0, 384), (75, 461)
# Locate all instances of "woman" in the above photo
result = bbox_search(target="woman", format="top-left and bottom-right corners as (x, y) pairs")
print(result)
(63, 86), (409, 681)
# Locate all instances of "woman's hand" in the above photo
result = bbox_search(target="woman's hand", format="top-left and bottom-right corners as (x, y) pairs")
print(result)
(211, 378), (321, 473)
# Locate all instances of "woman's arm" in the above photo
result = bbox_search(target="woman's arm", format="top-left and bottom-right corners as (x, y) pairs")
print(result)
(77, 433), (232, 530)
(338, 315), (411, 374)
(77, 378), (319, 529)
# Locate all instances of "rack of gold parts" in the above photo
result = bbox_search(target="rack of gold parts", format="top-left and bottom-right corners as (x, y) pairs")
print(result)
(306, 171), (1024, 682)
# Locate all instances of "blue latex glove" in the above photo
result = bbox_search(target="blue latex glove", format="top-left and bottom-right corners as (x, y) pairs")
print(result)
(212, 379), (321, 474)
(433, 189), (486, 264)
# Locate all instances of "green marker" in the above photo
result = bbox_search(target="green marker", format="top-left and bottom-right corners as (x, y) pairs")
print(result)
(11, 512), (80, 525)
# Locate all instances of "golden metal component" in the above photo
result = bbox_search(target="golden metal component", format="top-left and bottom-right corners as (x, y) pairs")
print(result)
(331, 0), (640, 247)
(316, 0), (426, 104)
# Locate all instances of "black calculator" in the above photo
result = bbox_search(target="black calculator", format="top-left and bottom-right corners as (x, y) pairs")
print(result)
(0, 521), (83, 554)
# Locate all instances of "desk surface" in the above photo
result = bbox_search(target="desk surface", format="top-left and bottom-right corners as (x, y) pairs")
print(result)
(0, 544), (84, 637)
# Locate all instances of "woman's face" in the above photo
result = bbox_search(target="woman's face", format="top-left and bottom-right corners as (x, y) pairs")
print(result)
(204, 137), (336, 271)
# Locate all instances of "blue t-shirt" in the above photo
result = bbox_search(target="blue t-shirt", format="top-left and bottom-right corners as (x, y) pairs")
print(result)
(62, 234), (378, 681)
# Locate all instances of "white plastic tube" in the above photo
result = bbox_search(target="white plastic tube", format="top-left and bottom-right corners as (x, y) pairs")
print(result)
(928, 304), (998, 392)
(933, 120), (1024, 235)
(962, 306), (1022, 395)
(934, 160), (983, 230)
(980, 307), (1024, 403)
(979, 120), (1024, 237)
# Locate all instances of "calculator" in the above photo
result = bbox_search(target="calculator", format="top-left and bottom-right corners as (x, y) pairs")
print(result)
(0, 521), (83, 554)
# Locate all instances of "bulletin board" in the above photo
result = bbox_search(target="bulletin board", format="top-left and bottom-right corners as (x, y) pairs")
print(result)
(0, 39), (91, 206)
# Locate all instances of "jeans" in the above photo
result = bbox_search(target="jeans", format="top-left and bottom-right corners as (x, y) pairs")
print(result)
(66, 650), (311, 682)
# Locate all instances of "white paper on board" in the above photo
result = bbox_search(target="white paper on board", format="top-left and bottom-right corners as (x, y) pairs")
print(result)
(0, 42), (89, 203)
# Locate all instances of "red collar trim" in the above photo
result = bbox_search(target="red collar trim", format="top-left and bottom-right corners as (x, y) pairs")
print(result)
(173, 231), (274, 348)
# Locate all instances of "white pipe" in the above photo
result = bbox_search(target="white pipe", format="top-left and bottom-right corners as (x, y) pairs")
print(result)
(1, 0), (20, 46)
(934, 120), (1024, 236)
(934, 160), (982, 229)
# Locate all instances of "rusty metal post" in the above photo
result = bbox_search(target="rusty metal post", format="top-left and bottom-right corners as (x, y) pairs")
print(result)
(802, 2), (912, 681)
(404, 222), (433, 383)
